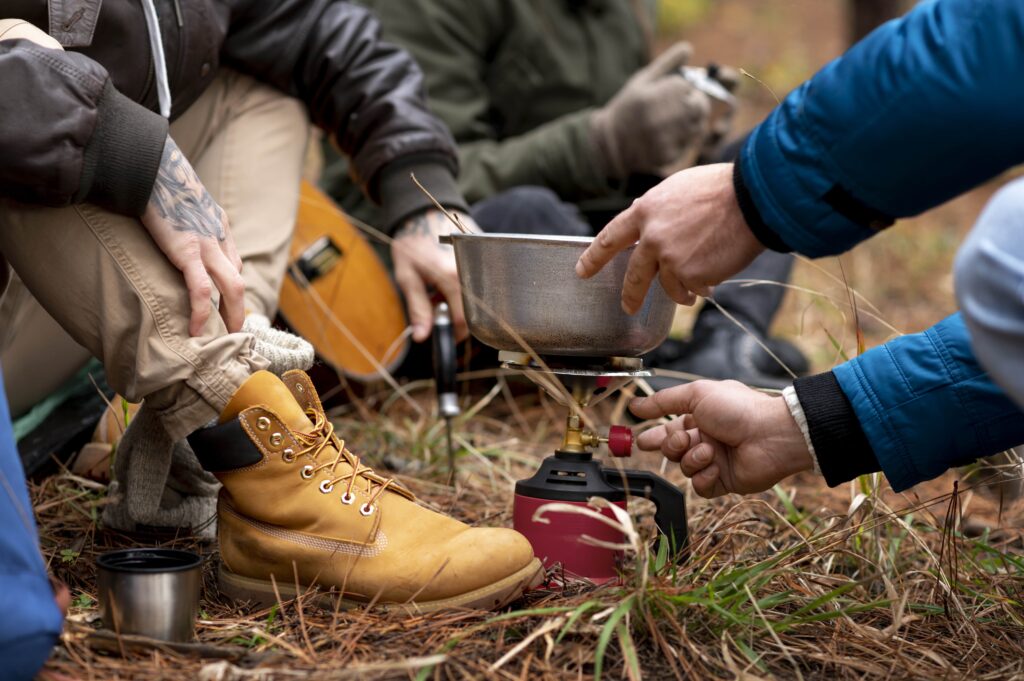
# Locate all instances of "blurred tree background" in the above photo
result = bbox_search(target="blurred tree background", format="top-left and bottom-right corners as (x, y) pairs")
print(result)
(847, 0), (913, 42)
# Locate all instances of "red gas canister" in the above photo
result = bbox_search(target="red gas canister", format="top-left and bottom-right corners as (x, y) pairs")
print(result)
(513, 448), (689, 585)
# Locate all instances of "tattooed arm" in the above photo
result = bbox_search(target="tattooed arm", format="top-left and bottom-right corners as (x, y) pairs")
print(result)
(391, 209), (480, 342)
(142, 137), (245, 336)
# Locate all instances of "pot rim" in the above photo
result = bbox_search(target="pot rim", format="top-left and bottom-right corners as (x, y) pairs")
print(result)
(441, 232), (599, 247)
(97, 548), (202, 574)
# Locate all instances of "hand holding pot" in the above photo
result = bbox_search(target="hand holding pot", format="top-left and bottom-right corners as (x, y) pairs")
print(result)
(392, 209), (478, 342)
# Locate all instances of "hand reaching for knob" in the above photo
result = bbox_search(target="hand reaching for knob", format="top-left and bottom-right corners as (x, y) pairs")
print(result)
(630, 380), (814, 498)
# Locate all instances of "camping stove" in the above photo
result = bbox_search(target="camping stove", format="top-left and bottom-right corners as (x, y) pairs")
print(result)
(501, 351), (689, 584)
(441, 232), (688, 583)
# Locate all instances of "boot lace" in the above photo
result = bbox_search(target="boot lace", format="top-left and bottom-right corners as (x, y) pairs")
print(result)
(294, 409), (397, 514)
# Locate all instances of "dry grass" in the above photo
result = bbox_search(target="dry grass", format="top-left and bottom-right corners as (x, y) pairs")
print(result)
(34, 376), (1024, 680)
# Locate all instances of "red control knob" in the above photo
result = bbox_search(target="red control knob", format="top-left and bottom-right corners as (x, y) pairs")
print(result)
(607, 425), (633, 457)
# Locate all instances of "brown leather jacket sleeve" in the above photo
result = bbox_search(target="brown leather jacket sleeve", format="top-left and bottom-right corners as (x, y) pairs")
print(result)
(0, 40), (168, 215)
(222, 0), (464, 217)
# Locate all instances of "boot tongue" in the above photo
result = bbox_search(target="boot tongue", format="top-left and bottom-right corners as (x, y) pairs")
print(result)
(219, 371), (314, 432)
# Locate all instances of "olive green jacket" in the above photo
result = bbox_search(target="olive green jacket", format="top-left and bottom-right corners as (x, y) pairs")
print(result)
(324, 0), (653, 223)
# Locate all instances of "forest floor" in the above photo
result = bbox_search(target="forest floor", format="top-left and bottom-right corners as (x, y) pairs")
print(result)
(34, 380), (1024, 679)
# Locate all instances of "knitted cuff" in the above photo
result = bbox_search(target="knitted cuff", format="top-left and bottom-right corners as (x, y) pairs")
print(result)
(793, 371), (880, 486)
(76, 81), (169, 216)
(243, 314), (314, 375)
(375, 157), (469, 234)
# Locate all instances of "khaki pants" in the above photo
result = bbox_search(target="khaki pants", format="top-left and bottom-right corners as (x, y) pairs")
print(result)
(0, 21), (309, 438)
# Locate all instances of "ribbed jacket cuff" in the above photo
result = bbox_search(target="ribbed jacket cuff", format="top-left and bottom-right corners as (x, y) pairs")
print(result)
(76, 81), (168, 216)
(376, 157), (469, 234)
(732, 160), (792, 253)
(793, 371), (880, 486)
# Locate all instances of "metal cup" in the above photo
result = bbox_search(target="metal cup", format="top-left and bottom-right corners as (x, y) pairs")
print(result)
(96, 548), (203, 642)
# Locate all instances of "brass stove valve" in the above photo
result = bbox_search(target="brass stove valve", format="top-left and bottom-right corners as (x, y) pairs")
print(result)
(560, 414), (633, 457)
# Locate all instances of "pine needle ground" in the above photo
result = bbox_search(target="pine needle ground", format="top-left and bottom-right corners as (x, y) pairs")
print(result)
(33, 378), (1024, 681)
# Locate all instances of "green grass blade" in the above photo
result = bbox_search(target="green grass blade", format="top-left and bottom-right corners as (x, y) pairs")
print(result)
(556, 600), (603, 644)
(594, 595), (635, 680)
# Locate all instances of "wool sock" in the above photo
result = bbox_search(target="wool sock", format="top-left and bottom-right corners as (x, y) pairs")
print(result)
(103, 404), (219, 538)
(242, 314), (314, 374)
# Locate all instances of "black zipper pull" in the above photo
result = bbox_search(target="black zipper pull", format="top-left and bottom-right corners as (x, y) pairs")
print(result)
(173, 0), (183, 27)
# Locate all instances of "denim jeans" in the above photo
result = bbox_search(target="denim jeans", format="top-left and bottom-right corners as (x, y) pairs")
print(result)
(0, 368), (63, 679)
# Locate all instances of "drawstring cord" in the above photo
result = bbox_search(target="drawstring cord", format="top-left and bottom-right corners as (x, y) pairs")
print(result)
(139, 0), (172, 118)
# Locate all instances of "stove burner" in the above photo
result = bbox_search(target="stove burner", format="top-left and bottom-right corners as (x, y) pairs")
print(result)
(497, 351), (649, 377)
(498, 351), (651, 410)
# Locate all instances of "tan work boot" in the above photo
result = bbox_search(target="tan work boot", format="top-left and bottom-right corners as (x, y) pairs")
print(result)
(188, 370), (542, 613)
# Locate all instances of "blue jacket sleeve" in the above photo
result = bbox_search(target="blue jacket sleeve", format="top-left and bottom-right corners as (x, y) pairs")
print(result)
(739, 0), (1024, 257)
(0, 372), (63, 678)
(832, 313), (1024, 491)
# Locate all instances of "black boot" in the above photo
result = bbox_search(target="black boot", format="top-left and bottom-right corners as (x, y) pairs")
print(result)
(646, 251), (809, 391)
(645, 324), (809, 391)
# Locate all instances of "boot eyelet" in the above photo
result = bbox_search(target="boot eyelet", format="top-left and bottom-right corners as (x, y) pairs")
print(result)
(359, 503), (376, 516)
(282, 448), (295, 463)
(300, 465), (314, 479)
(270, 433), (284, 447)
(340, 492), (355, 505)
(256, 416), (271, 431)
(319, 480), (334, 494)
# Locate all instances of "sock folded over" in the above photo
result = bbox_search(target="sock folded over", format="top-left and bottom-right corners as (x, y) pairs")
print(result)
(103, 403), (219, 537)
(243, 314), (315, 375)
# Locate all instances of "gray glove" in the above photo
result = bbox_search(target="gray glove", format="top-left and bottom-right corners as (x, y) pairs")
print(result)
(590, 42), (711, 180)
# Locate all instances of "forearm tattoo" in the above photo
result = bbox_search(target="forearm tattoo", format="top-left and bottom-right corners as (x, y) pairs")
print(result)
(148, 137), (226, 241)
(396, 213), (433, 237)
(395, 210), (455, 251)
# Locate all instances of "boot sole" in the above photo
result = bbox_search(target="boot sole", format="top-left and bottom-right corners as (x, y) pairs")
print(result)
(218, 557), (545, 614)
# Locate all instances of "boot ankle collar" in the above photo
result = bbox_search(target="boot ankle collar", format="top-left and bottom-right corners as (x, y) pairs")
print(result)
(188, 419), (263, 473)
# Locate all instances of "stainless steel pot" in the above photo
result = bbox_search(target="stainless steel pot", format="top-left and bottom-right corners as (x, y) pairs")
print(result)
(97, 548), (202, 642)
(442, 233), (675, 357)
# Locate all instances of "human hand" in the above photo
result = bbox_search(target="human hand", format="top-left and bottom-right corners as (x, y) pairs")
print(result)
(49, 575), (70, 616)
(631, 380), (813, 498)
(392, 209), (477, 342)
(576, 163), (764, 314)
(590, 42), (711, 179)
(143, 137), (244, 336)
